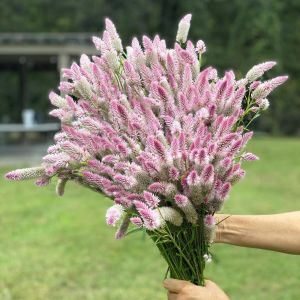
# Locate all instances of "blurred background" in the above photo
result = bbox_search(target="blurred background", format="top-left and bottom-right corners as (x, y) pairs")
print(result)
(0, 0), (299, 299)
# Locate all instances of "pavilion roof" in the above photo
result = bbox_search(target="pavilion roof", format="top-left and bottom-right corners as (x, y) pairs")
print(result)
(0, 33), (96, 45)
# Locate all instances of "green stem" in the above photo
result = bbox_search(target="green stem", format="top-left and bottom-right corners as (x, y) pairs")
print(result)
(244, 111), (260, 130)
(148, 217), (209, 286)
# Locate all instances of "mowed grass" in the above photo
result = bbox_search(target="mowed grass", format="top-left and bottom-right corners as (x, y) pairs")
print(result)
(0, 137), (300, 300)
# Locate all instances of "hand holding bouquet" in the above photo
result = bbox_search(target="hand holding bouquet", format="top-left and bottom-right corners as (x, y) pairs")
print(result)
(6, 14), (287, 286)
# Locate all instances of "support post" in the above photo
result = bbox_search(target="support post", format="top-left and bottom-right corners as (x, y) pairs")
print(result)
(19, 56), (28, 123)
(57, 53), (70, 81)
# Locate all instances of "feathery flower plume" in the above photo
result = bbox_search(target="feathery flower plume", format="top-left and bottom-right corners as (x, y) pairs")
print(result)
(134, 201), (159, 230)
(252, 76), (288, 100)
(241, 153), (259, 161)
(56, 178), (68, 196)
(105, 18), (123, 53)
(204, 214), (216, 243)
(245, 61), (276, 83)
(174, 194), (198, 224)
(196, 40), (206, 54)
(115, 214), (130, 239)
(176, 14), (192, 43)
(106, 204), (124, 226)
(130, 216), (143, 227)
(204, 214), (215, 227)
(155, 207), (183, 227)
(35, 176), (50, 186)
(143, 191), (160, 208)
(148, 182), (166, 193)
(200, 164), (214, 188)
(174, 194), (189, 206)
(257, 98), (270, 111)
(5, 167), (45, 181)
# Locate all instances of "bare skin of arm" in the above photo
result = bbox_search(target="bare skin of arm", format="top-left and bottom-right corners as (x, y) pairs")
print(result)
(215, 211), (300, 255)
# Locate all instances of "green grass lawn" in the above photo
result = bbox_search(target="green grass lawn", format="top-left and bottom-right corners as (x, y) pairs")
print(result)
(0, 137), (300, 300)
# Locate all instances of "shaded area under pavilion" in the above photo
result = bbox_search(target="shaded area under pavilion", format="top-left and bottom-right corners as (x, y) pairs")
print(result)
(0, 32), (98, 124)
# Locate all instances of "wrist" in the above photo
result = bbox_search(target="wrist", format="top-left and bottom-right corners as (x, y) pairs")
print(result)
(214, 214), (230, 243)
(215, 214), (253, 246)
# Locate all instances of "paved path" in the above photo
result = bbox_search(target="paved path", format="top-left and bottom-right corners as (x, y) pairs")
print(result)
(0, 144), (51, 167)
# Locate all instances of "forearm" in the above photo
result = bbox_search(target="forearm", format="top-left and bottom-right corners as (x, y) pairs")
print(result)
(215, 212), (300, 254)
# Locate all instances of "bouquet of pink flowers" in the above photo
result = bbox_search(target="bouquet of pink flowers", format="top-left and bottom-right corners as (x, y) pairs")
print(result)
(6, 14), (287, 285)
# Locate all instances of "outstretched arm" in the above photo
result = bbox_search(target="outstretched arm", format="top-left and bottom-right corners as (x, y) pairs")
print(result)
(215, 211), (300, 254)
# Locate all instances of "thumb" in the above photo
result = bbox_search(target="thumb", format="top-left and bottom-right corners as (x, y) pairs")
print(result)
(164, 279), (193, 293)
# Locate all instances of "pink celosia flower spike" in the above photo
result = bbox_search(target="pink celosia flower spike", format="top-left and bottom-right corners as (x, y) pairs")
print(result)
(134, 201), (159, 230)
(204, 214), (215, 227)
(174, 194), (198, 224)
(105, 18), (123, 53)
(56, 178), (68, 196)
(5, 167), (45, 181)
(257, 98), (270, 111)
(106, 204), (124, 227)
(204, 214), (216, 243)
(218, 182), (231, 200)
(148, 182), (166, 193)
(174, 194), (189, 206)
(252, 76), (288, 100)
(200, 165), (214, 188)
(130, 217), (143, 228)
(143, 191), (160, 208)
(115, 214), (131, 239)
(196, 40), (206, 55)
(35, 176), (50, 187)
(241, 153), (259, 161)
(176, 14), (192, 43)
(245, 61), (277, 83)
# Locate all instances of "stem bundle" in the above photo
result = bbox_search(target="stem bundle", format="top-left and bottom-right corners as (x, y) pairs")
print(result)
(148, 216), (209, 286)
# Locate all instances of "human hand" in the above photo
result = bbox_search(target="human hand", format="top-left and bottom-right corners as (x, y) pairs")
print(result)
(163, 278), (229, 300)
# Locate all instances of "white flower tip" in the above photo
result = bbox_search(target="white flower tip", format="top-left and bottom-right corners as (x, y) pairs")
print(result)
(105, 18), (118, 35)
(49, 91), (56, 99)
(92, 36), (99, 42)
(92, 36), (102, 50)
(262, 61), (277, 68)
(176, 14), (192, 43)
(105, 17), (112, 25)
(183, 14), (192, 22)
(203, 253), (212, 263)
(196, 40), (206, 54)
(80, 54), (90, 66)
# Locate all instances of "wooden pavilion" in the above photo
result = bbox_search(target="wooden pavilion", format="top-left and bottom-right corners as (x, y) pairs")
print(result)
(0, 33), (97, 141)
